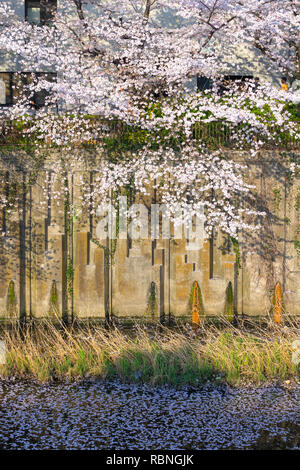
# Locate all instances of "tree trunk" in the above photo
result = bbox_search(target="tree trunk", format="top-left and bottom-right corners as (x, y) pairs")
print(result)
(144, 0), (152, 19)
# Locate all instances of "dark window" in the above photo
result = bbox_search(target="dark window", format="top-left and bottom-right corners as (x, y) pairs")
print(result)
(0, 73), (13, 106)
(197, 76), (213, 92)
(25, 1), (57, 26)
(219, 75), (254, 93)
(33, 72), (57, 108)
(12, 72), (57, 109)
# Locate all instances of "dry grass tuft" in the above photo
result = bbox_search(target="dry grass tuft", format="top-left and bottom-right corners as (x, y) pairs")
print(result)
(0, 317), (300, 386)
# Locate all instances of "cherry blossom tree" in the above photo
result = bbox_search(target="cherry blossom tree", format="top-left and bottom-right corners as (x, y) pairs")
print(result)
(0, 0), (299, 237)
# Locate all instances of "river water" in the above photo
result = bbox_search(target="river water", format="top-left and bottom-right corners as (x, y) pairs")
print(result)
(0, 379), (299, 450)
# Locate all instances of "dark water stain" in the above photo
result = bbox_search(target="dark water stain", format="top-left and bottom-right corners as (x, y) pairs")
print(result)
(0, 380), (299, 450)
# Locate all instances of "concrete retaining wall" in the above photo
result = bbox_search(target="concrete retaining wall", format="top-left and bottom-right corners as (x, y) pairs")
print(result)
(0, 150), (300, 321)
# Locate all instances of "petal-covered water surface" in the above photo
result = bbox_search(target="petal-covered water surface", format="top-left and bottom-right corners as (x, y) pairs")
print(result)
(0, 380), (299, 450)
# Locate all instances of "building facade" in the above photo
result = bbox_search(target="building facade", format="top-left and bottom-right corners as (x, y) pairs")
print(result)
(0, 0), (287, 110)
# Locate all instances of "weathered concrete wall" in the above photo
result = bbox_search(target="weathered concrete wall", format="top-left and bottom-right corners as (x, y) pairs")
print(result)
(0, 150), (300, 321)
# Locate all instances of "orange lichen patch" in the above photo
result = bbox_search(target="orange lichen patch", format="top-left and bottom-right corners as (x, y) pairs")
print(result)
(192, 281), (200, 325)
(274, 281), (283, 324)
(224, 261), (234, 268)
